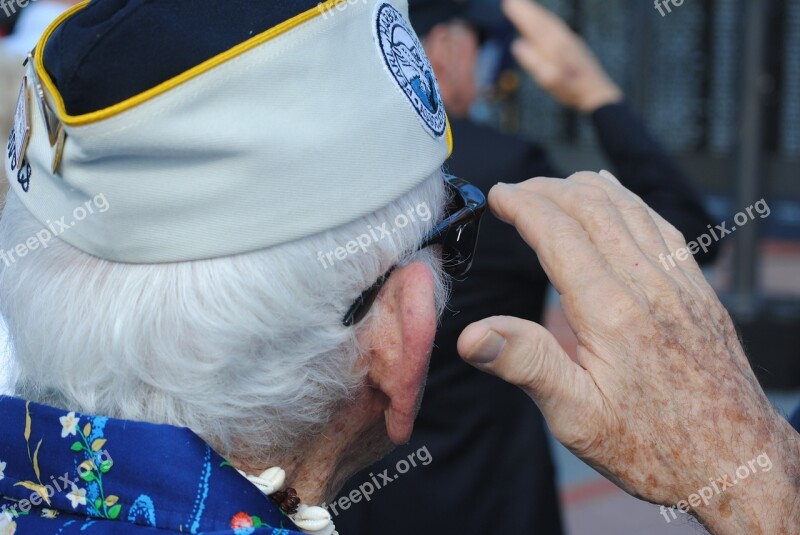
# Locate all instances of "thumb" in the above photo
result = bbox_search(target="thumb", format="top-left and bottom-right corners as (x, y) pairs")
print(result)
(457, 316), (589, 414)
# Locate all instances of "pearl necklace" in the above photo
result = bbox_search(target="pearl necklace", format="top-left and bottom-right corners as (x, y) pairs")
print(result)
(238, 467), (339, 535)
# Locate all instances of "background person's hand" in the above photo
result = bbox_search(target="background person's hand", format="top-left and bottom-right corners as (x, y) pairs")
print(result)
(503, 0), (623, 113)
(457, 172), (800, 534)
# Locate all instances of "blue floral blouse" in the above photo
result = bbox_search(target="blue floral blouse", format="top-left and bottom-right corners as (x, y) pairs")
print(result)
(0, 396), (306, 534)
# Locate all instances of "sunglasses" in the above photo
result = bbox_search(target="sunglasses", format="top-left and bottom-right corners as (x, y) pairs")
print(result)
(342, 175), (486, 327)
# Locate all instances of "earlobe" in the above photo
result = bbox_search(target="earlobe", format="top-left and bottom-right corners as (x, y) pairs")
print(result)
(363, 261), (438, 445)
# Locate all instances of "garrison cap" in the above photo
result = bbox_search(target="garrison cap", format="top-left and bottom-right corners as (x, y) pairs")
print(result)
(5, 0), (452, 263)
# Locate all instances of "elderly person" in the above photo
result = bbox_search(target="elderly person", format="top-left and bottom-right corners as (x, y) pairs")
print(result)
(1, 1), (465, 533)
(1, 1), (798, 535)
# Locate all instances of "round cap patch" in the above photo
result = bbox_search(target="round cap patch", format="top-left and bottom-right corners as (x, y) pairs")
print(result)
(374, 2), (447, 140)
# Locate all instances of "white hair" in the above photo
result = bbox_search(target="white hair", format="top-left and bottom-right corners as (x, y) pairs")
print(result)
(0, 172), (448, 465)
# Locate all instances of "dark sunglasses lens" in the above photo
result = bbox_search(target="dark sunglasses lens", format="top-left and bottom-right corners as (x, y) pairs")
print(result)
(440, 218), (481, 277)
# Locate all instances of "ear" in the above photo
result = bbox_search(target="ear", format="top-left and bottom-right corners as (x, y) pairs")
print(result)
(360, 261), (437, 445)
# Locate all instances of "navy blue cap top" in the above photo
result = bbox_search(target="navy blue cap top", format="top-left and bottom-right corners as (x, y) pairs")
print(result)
(409, 0), (467, 36)
(409, 0), (505, 38)
(43, 0), (320, 115)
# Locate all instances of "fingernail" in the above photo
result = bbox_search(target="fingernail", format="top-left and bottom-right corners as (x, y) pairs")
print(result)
(466, 330), (506, 364)
(598, 169), (617, 181)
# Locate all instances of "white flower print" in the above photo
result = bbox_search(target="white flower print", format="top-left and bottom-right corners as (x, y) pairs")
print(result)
(66, 485), (87, 509)
(59, 412), (80, 439)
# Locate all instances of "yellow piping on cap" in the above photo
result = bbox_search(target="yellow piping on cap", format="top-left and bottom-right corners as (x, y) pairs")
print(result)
(445, 114), (453, 157)
(34, 0), (346, 127)
(33, 0), (456, 154)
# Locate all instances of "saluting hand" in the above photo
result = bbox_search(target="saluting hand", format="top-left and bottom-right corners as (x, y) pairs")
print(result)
(503, 0), (623, 113)
(458, 171), (800, 535)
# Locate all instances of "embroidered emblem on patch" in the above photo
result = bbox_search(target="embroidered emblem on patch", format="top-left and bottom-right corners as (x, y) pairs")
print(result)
(374, 2), (446, 139)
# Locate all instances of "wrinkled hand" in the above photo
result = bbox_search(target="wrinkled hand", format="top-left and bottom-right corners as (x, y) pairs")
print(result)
(503, 0), (623, 113)
(457, 172), (800, 534)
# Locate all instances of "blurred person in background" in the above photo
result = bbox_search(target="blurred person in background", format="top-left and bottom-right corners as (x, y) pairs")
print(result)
(337, 0), (719, 533)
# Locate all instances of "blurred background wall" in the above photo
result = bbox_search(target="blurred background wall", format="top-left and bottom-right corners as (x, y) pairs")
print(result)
(484, 0), (799, 192)
(475, 0), (800, 390)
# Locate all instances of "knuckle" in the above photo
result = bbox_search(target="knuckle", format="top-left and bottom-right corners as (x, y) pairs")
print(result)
(577, 184), (612, 206)
(616, 196), (648, 216)
(621, 203), (661, 234)
(568, 171), (602, 185)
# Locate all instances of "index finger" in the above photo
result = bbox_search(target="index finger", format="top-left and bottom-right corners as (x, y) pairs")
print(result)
(489, 181), (616, 297)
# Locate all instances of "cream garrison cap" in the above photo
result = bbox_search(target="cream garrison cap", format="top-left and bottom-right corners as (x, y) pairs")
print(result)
(4, 0), (452, 263)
